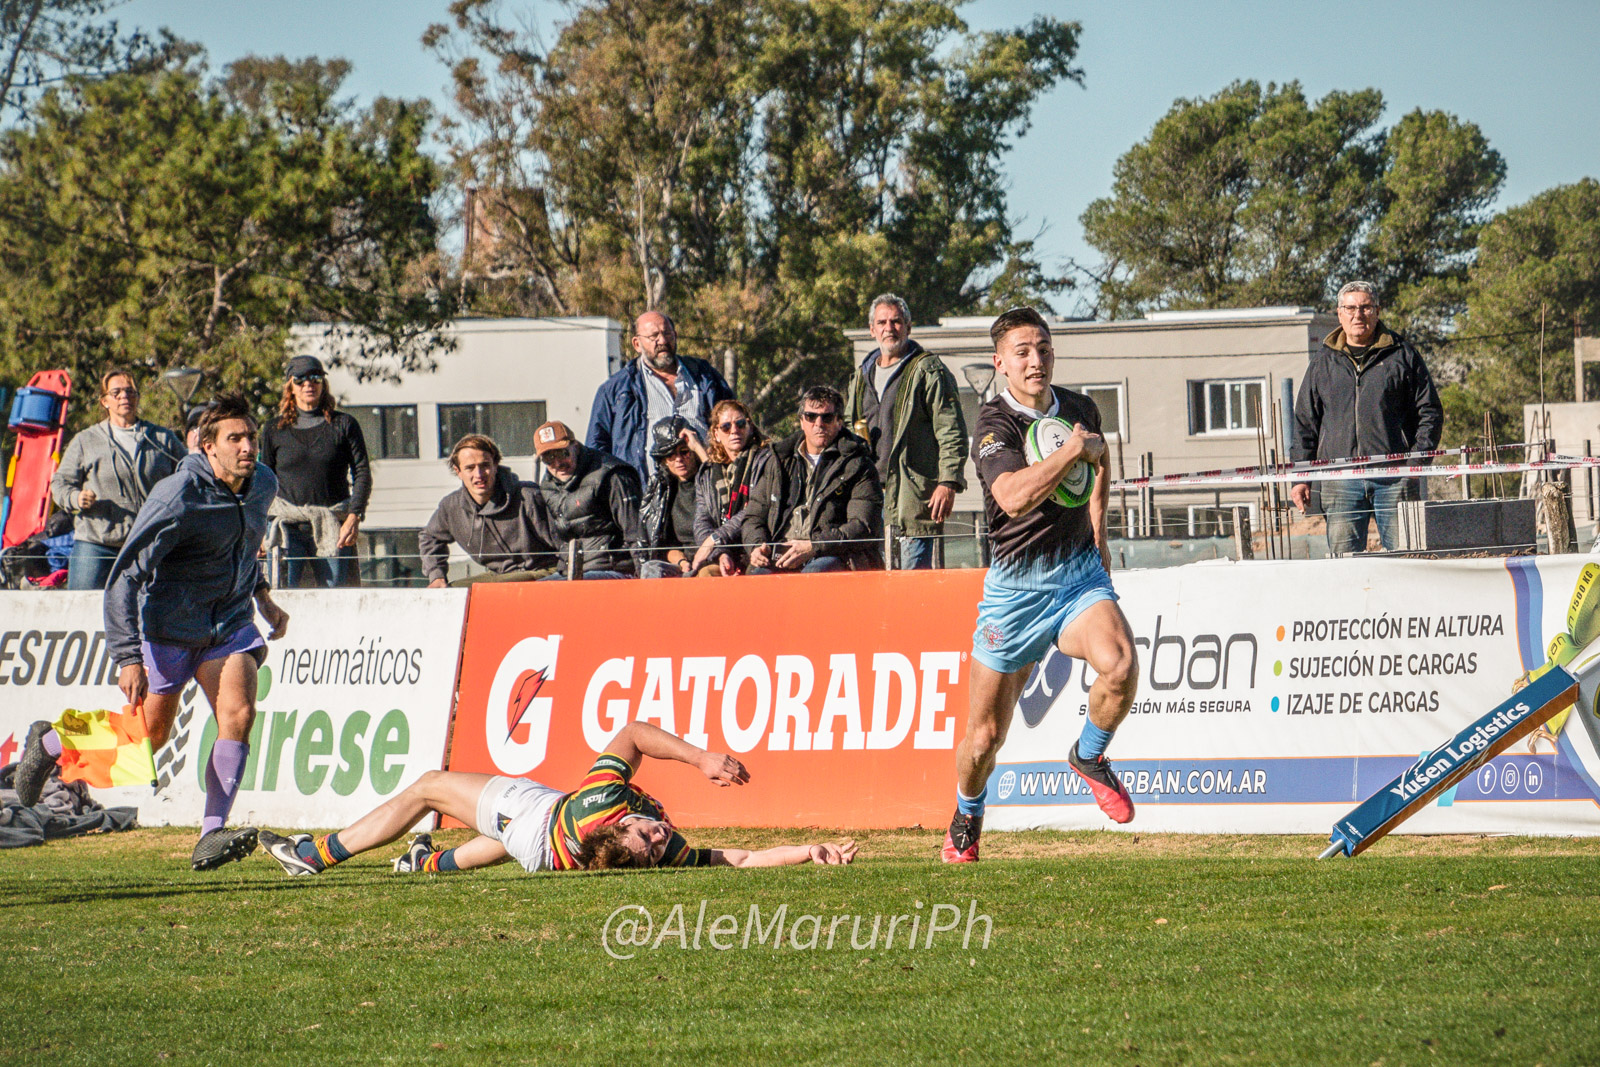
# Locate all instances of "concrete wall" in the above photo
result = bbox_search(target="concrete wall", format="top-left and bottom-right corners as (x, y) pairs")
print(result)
(1525, 401), (1600, 525)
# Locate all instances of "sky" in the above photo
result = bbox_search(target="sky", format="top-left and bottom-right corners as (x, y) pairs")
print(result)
(120, 0), (1599, 311)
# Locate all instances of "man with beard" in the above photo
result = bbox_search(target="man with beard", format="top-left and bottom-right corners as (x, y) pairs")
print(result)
(587, 310), (733, 481)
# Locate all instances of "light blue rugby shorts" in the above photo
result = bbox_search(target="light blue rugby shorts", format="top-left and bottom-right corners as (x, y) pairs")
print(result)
(971, 549), (1118, 674)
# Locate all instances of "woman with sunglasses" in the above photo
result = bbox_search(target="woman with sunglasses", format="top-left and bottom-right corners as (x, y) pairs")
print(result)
(689, 399), (769, 576)
(258, 355), (372, 588)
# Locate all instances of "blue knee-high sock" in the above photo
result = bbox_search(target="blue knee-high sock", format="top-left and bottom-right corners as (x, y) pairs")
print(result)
(200, 740), (249, 835)
(956, 786), (987, 817)
(1078, 719), (1114, 761)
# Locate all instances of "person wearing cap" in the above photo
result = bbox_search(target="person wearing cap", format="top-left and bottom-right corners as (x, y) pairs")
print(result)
(420, 434), (558, 586)
(258, 355), (372, 587)
(534, 420), (645, 579)
(638, 415), (704, 578)
(51, 367), (185, 589)
(586, 310), (733, 481)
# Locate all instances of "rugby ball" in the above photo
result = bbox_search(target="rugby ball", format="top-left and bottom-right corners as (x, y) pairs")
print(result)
(1024, 416), (1094, 508)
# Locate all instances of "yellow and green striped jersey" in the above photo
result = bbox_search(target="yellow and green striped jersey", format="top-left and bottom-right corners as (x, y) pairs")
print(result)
(548, 752), (710, 871)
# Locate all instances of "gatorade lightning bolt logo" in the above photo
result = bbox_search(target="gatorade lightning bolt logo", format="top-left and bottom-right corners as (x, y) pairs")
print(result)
(506, 668), (548, 744)
(485, 636), (562, 775)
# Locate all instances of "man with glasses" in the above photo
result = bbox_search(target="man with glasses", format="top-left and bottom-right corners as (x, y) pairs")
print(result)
(51, 368), (184, 589)
(1290, 281), (1443, 554)
(844, 293), (968, 569)
(587, 310), (733, 482)
(742, 385), (882, 573)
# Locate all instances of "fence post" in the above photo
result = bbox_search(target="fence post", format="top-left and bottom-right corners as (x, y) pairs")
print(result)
(1232, 507), (1254, 561)
(884, 525), (898, 571)
(567, 541), (582, 579)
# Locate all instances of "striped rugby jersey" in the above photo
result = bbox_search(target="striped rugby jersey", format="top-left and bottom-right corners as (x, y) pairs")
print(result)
(547, 752), (711, 870)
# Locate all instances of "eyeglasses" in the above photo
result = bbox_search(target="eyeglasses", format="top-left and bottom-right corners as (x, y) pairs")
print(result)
(292, 373), (326, 385)
(717, 418), (750, 432)
(1338, 304), (1378, 315)
(542, 448), (572, 463)
(106, 387), (139, 398)
(801, 410), (838, 424)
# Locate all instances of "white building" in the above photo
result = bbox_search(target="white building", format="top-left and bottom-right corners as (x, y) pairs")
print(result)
(296, 316), (624, 581)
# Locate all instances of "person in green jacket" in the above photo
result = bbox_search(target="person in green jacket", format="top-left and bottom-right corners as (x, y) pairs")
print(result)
(844, 293), (968, 569)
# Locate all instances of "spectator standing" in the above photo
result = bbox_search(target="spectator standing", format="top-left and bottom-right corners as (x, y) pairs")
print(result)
(50, 368), (184, 590)
(743, 386), (883, 573)
(844, 293), (968, 569)
(1290, 281), (1443, 553)
(638, 416), (704, 578)
(420, 434), (557, 587)
(587, 311), (733, 480)
(690, 399), (769, 577)
(535, 421), (644, 580)
(258, 355), (372, 587)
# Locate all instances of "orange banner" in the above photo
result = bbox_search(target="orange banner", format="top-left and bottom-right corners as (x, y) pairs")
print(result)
(446, 570), (986, 828)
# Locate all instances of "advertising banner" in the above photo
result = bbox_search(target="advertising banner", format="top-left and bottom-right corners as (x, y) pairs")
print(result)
(446, 573), (979, 828)
(985, 556), (1600, 835)
(447, 558), (1600, 835)
(0, 589), (466, 828)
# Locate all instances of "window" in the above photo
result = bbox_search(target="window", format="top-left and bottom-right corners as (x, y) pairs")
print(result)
(436, 401), (548, 458)
(1187, 378), (1266, 435)
(1067, 383), (1125, 440)
(349, 405), (418, 459)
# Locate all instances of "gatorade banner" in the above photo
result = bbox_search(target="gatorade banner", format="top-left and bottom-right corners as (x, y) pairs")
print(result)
(445, 573), (980, 828)
(0, 590), (466, 828)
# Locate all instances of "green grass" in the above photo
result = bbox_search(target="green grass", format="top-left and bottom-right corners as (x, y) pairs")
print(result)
(2, 829), (1597, 1066)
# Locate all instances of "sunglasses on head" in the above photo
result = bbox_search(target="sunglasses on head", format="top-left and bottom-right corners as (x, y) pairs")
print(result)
(801, 410), (838, 423)
(292, 373), (325, 385)
(717, 418), (750, 432)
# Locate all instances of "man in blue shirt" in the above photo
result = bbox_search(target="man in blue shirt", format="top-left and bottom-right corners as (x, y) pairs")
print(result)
(587, 311), (733, 480)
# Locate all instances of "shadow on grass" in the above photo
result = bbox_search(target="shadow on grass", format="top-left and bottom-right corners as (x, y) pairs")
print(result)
(0, 868), (419, 908)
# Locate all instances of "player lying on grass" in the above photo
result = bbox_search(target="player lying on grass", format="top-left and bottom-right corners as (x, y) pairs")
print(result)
(258, 721), (857, 874)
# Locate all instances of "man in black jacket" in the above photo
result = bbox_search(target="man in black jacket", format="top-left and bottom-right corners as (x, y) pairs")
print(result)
(1291, 281), (1443, 554)
(534, 421), (644, 579)
(742, 386), (883, 573)
(421, 434), (556, 586)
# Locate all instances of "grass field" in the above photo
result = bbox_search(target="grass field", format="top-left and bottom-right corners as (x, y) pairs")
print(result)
(3, 827), (1597, 1066)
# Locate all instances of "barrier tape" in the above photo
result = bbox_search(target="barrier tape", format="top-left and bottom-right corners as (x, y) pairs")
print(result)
(1112, 455), (1600, 489)
(1114, 441), (1541, 489)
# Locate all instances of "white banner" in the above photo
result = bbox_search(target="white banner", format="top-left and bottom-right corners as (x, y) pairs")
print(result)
(985, 556), (1600, 835)
(0, 589), (466, 830)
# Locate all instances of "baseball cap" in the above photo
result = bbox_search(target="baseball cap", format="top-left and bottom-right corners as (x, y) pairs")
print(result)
(534, 421), (576, 455)
(285, 355), (326, 379)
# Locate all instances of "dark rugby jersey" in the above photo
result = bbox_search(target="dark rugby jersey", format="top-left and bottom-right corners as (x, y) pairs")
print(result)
(972, 386), (1102, 589)
(547, 753), (711, 870)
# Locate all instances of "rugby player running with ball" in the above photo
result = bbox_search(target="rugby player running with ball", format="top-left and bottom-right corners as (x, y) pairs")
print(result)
(944, 307), (1139, 863)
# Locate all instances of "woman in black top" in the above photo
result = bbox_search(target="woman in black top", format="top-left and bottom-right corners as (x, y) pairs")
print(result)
(258, 355), (372, 587)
